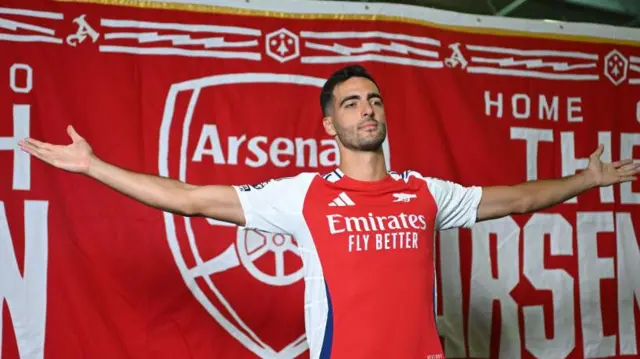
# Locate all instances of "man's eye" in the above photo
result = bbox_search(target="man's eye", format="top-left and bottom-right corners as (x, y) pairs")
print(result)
(345, 102), (356, 108)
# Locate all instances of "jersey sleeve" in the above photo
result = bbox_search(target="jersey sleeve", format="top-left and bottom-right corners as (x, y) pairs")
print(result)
(424, 177), (483, 231)
(232, 173), (314, 235)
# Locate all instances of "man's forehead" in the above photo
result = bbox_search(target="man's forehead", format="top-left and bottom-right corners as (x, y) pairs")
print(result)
(334, 77), (380, 97)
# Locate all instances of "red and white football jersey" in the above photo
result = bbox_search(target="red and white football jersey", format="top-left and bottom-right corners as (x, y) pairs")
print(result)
(233, 169), (482, 359)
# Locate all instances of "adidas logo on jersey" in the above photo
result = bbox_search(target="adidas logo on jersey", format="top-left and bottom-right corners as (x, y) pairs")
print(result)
(329, 192), (356, 207)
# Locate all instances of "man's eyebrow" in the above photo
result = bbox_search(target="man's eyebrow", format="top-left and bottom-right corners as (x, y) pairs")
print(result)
(339, 94), (361, 107)
(338, 93), (382, 106)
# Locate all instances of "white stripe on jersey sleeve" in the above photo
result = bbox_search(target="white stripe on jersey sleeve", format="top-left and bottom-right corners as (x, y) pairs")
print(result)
(406, 171), (483, 230)
(232, 173), (316, 234)
(299, 227), (330, 359)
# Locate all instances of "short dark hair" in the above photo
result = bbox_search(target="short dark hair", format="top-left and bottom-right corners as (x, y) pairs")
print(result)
(319, 65), (378, 116)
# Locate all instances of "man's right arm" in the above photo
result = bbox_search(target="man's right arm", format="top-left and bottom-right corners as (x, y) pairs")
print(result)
(18, 125), (246, 226)
(87, 156), (245, 225)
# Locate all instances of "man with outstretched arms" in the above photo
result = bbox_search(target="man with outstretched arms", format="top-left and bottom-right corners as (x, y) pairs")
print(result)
(19, 65), (639, 359)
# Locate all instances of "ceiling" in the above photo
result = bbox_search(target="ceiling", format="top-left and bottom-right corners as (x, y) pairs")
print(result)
(323, 0), (640, 28)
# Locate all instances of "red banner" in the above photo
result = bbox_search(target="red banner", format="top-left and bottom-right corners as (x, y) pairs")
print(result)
(1, 0), (640, 358)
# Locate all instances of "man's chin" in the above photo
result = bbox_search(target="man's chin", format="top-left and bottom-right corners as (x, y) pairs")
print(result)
(356, 137), (385, 152)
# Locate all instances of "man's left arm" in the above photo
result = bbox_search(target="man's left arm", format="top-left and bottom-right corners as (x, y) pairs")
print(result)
(477, 145), (640, 222)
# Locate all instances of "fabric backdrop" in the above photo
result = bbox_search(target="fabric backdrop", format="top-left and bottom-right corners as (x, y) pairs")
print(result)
(1, 0), (639, 358)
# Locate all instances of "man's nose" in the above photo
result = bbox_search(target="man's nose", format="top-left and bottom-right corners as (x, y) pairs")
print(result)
(361, 101), (373, 117)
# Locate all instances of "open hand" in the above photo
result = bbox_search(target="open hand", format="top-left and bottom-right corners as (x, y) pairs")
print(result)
(18, 125), (93, 174)
(586, 145), (640, 187)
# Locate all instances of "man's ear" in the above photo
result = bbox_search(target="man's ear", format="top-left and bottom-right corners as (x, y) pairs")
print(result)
(323, 116), (337, 137)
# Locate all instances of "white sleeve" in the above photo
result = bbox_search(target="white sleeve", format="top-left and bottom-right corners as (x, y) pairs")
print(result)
(232, 173), (314, 235)
(425, 177), (483, 231)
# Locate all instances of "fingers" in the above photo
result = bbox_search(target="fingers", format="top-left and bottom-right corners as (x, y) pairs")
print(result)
(19, 140), (42, 157)
(612, 163), (640, 184)
(67, 125), (76, 139)
(612, 158), (634, 168)
(18, 138), (55, 164)
(619, 176), (638, 183)
(22, 137), (54, 150)
(19, 138), (48, 154)
(18, 125), (78, 151)
(67, 125), (84, 143)
(617, 162), (640, 177)
(619, 162), (640, 171)
(619, 173), (639, 180)
(591, 144), (605, 158)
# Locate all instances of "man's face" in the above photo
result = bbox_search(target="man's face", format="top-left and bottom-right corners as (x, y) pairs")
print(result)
(324, 76), (387, 152)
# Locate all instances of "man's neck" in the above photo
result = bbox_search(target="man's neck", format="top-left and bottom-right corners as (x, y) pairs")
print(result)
(338, 148), (387, 182)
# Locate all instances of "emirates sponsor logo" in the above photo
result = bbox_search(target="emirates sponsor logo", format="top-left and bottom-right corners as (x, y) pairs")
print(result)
(327, 212), (427, 234)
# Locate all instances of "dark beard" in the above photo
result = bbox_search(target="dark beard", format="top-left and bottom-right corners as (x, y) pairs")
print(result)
(337, 122), (387, 152)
